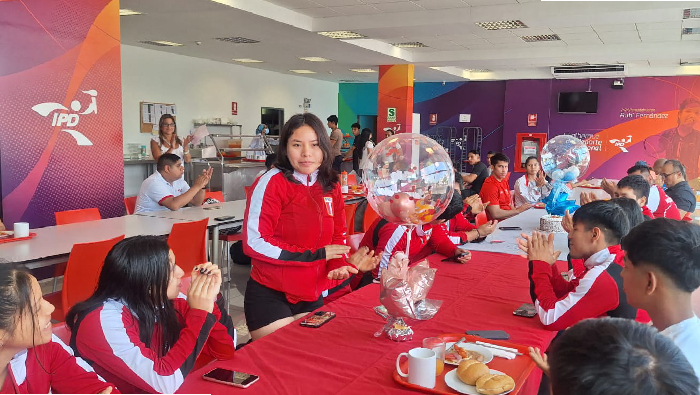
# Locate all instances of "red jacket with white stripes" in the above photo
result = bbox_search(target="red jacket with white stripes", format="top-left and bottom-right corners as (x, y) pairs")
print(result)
(649, 184), (682, 220)
(445, 211), (478, 244)
(70, 295), (236, 394)
(529, 245), (637, 331)
(243, 169), (351, 303)
(359, 218), (457, 279)
(1, 335), (116, 394)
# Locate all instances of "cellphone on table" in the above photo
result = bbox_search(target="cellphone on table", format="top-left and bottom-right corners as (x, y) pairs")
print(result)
(441, 252), (470, 263)
(465, 330), (510, 340)
(202, 368), (260, 388)
(513, 303), (537, 318)
(498, 226), (522, 231)
(300, 311), (336, 328)
(214, 215), (236, 221)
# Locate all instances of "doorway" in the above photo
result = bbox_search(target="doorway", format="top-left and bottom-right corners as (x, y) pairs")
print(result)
(261, 107), (284, 136)
(358, 115), (378, 142)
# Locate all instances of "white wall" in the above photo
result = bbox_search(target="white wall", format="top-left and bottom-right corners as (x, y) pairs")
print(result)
(121, 44), (339, 195)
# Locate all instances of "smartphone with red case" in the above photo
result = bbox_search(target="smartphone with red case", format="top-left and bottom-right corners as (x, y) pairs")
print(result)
(300, 311), (336, 328)
(202, 368), (259, 388)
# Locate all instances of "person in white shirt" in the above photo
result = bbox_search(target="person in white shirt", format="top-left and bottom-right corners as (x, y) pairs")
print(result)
(134, 153), (213, 213)
(513, 156), (552, 207)
(620, 218), (700, 380)
(151, 114), (192, 162)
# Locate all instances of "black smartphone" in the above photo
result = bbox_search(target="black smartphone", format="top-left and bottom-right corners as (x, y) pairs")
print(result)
(466, 330), (510, 340)
(214, 215), (236, 221)
(498, 226), (522, 231)
(300, 311), (336, 328)
(513, 303), (537, 318)
(441, 252), (470, 263)
(202, 368), (259, 388)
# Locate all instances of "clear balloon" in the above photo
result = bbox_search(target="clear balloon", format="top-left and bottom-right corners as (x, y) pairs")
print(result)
(362, 134), (454, 226)
(540, 135), (590, 182)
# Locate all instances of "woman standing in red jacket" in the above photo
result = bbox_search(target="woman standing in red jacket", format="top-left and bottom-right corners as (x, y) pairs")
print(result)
(66, 236), (235, 394)
(243, 113), (379, 340)
(0, 265), (116, 394)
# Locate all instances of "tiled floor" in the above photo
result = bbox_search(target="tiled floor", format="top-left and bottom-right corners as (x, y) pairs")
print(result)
(41, 262), (253, 345)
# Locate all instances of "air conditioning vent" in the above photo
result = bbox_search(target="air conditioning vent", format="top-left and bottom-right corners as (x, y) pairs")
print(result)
(551, 64), (626, 79)
(215, 37), (260, 44)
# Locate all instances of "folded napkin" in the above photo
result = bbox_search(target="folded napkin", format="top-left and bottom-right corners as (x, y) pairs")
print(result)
(488, 348), (516, 360)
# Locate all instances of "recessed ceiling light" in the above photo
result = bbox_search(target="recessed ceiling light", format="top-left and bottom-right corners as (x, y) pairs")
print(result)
(429, 67), (443, 70)
(683, 8), (700, 19)
(233, 58), (264, 63)
(476, 20), (527, 30)
(521, 34), (561, 42)
(290, 69), (316, 74)
(392, 42), (427, 48)
(683, 27), (700, 35)
(349, 68), (377, 73)
(339, 79), (362, 83)
(300, 57), (333, 62)
(465, 69), (491, 73)
(317, 31), (366, 39)
(119, 9), (143, 16)
(215, 36), (260, 44)
(139, 40), (184, 47)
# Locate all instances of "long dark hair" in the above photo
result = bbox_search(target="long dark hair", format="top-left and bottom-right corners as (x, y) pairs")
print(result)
(356, 128), (373, 157)
(0, 264), (38, 343)
(275, 113), (338, 192)
(158, 114), (182, 147)
(66, 236), (180, 357)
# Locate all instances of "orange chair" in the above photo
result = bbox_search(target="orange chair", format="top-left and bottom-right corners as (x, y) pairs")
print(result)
(363, 204), (380, 232)
(168, 218), (209, 274)
(475, 211), (488, 227)
(344, 203), (357, 235)
(45, 235), (124, 322)
(55, 208), (101, 225)
(205, 190), (224, 203)
(124, 196), (137, 215)
(347, 174), (358, 186)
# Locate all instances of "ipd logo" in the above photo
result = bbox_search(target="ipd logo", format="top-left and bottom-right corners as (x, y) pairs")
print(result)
(31, 90), (98, 146)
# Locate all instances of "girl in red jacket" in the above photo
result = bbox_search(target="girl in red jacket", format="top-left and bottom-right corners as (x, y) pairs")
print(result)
(243, 113), (379, 340)
(66, 236), (235, 394)
(0, 265), (116, 394)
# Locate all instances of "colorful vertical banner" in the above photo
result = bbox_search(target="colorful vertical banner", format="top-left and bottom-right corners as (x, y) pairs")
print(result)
(377, 64), (414, 142)
(0, 0), (123, 228)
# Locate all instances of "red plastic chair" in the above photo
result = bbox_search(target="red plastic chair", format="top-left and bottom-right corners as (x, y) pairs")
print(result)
(363, 204), (380, 232)
(52, 323), (70, 344)
(205, 190), (224, 203)
(45, 235), (124, 322)
(168, 218), (209, 274)
(124, 196), (137, 215)
(55, 208), (101, 225)
(475, 211), (488, 227)
(344, 203), (357, 235)
(347, 174), (358, 186)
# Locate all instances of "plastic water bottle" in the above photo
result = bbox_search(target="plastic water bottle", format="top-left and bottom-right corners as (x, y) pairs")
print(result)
(341, 171), (349, 194)
(140, 145), (146, 158)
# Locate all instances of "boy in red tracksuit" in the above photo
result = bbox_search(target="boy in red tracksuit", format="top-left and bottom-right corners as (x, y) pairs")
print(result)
(523, 200), (638, 331)
(626, 164), (681, 220)
(480, 153), (532, 220)
(614, 175), (654, 219)
(360, 192), (472, 282)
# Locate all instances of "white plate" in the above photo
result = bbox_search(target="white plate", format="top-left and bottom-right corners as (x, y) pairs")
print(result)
(444, 369), (513, 395)
(444, 342), (493, 365)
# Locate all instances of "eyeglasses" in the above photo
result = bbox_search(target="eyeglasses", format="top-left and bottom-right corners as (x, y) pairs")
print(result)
(660, 171), (679, 179)
(163, 123), (176, 128)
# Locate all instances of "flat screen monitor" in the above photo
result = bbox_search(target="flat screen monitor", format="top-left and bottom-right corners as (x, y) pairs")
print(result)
(558, 92), (598, 114)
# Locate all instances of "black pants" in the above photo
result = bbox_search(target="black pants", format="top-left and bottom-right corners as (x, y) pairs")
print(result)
(332, 155), (343, 172)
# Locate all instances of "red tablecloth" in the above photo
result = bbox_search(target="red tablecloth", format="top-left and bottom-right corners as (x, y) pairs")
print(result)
(177, 251), (558, 395)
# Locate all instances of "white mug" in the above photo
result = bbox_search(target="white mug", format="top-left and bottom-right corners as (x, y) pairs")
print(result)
(396, 347), (436, 388)
(13, 222), (29, 238)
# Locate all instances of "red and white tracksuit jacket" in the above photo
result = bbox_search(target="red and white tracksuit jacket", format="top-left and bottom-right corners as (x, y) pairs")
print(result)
(649, 184), (682, 219)
(529, 245), (637, 331)
(70, 294), (236, 394)
(444, 211), (478, 244)
(360, 218), (457, 278)
(1, 335), (115, 394)
(243, 169), (352, 303)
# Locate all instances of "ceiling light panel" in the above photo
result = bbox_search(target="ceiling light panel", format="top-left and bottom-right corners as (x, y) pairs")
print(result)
(215, 37), (260, 44)
(119, 9), (143, 16)
(392, 42), (428, 48)
(521, 34), (561, 42)
(232, 58), (264, 63)
(290, 69), (316, 74)
(139, 40), (184, 47)
(317, 31), (366, 39)
(476, 20), (527, 31)
(300, 57), (332, 62)
(350, 68), (377, 73)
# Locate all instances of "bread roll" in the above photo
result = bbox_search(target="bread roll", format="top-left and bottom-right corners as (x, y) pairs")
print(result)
(475, 374), (515, 395)
(456, 359), (489, 385)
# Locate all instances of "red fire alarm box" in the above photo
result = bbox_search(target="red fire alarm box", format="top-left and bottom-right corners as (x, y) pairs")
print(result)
(514, 132), (548, 172)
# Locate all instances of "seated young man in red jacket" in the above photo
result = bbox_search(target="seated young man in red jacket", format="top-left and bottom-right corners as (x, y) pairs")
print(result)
(524, 200), (638, 331)
(479, 153), (532, 221)
(614, 175), (654, 219)
(445, 179), (498, 244)
(359, 192), (472, 284)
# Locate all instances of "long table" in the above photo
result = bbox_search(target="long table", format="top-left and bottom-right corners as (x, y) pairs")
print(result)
(0, 215), (184, 269)
(177, 250), (557, 395)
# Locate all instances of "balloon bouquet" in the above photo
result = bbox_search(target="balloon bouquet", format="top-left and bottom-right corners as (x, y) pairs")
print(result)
(362, 133), (454, 341)
(540, 135), (591, 216)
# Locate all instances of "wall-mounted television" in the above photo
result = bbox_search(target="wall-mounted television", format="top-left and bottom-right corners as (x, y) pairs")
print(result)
(558, 92), (598, 114)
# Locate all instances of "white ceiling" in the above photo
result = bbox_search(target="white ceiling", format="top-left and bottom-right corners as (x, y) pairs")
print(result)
(120, 0), (700, 83)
